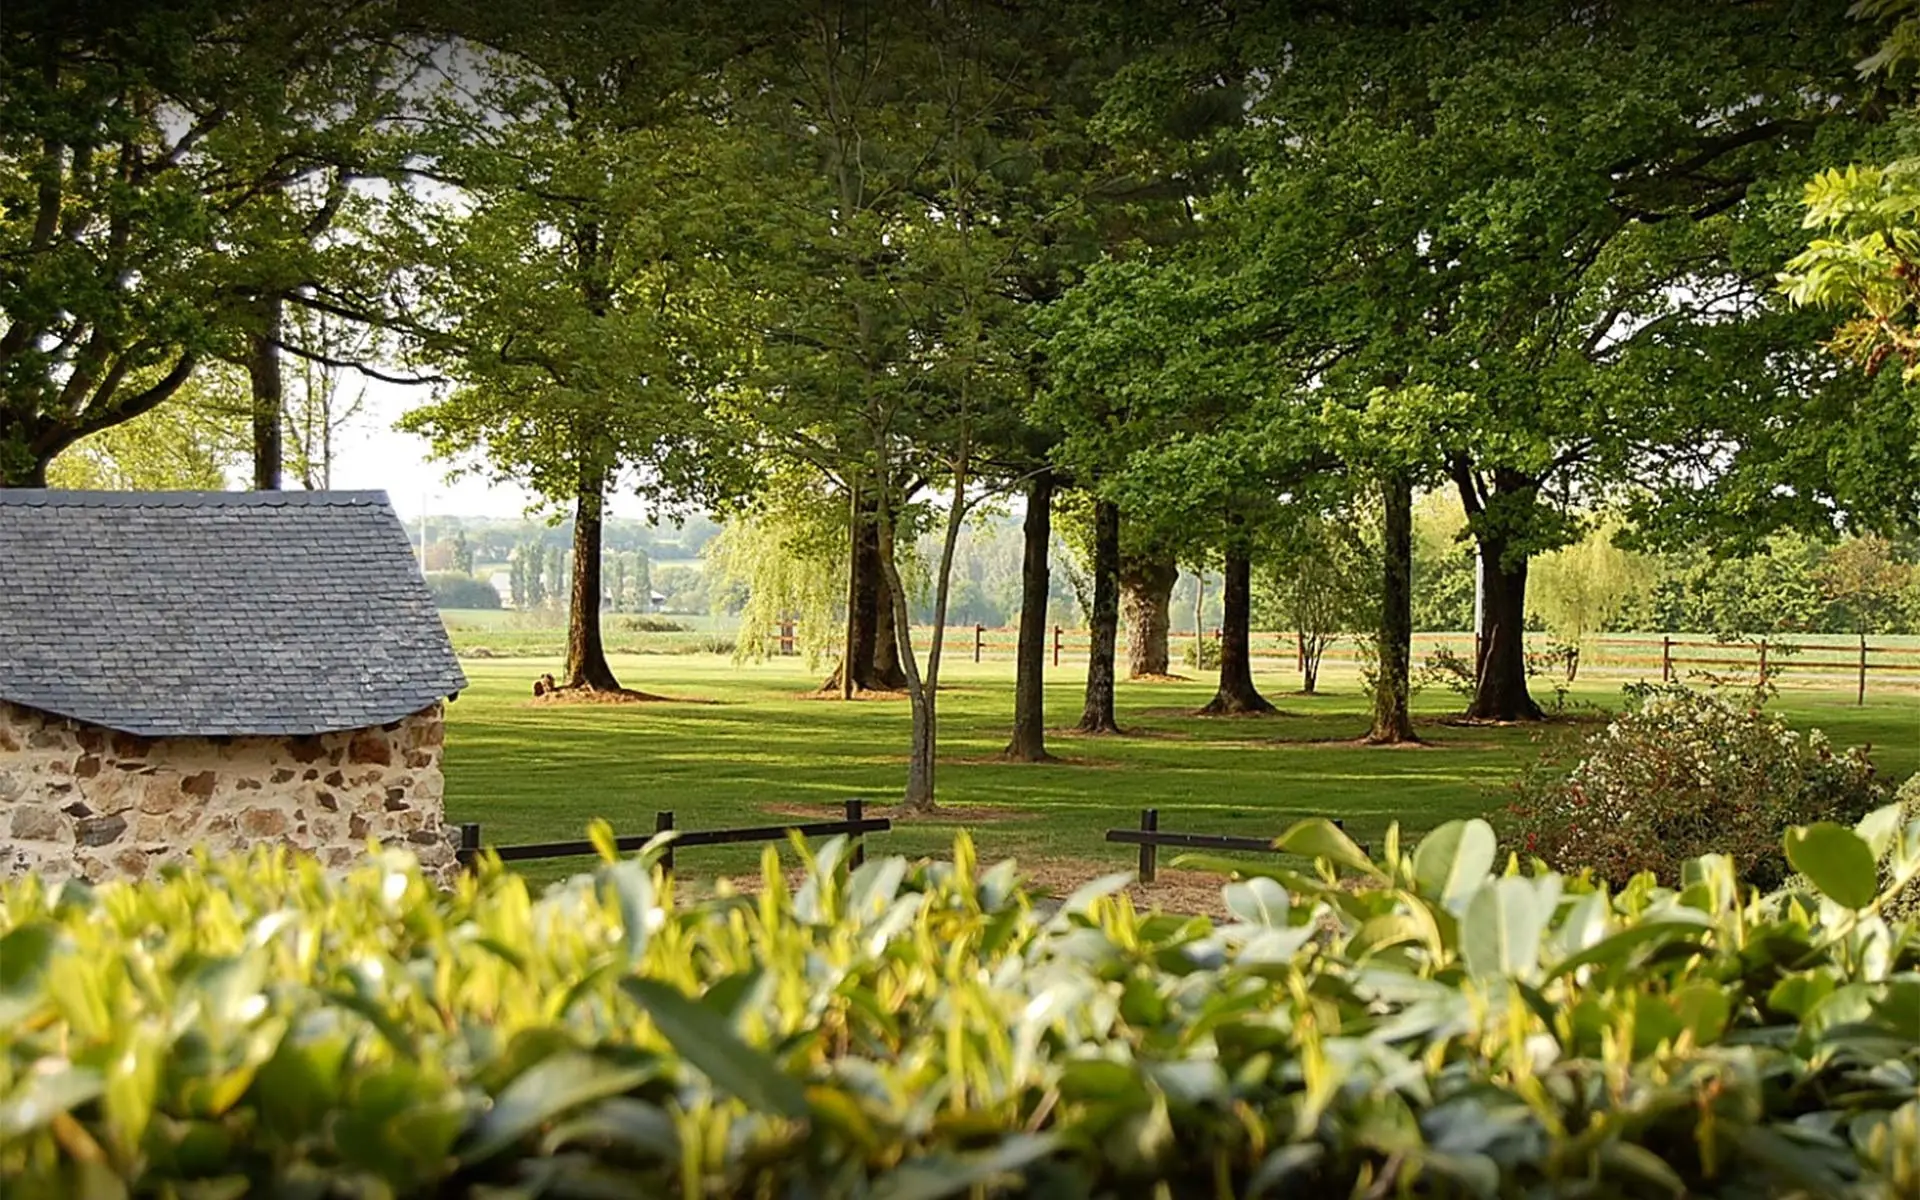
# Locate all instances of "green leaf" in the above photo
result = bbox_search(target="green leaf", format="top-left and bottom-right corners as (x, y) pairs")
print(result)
(1855, 802), (1905, 861)
(1543, 918), (1707, 980)
(1411, 819), (1497, 906)
(1044, 871), (1134, 929)
(1785, 823), (1879, 909)
(588, 818), (619, 863)
(0, 1065), (104, 1138)
(1599, 1141), (1686, 1197)
(542, 1096), (679, 1162)
(1223, 877), (1290, 927)
(1460, 877), (1549, 980)
(464, 1051), (653, 1164)
(868, 1135), (1056, 1200)
(601, 857), (655, 961)
(620, 977), (808, 1120)
(1274, 818), (1380, 877)
(0, 922), (56, 1026)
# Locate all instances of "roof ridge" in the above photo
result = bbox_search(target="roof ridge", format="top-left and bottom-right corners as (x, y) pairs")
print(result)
(0, 489), (391, 508)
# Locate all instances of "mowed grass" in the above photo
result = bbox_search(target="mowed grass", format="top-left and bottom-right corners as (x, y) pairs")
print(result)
(439, 654), (1920, 886)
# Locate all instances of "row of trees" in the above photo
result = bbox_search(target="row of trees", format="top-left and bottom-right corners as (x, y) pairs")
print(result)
(7, 1), (1919, 808)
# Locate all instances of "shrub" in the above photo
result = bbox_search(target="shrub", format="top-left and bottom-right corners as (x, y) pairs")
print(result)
(619, 615), (689, 633)
(3, 814), (1918, 1198)
(426, 571), (503, 610)
(1503, 683), (1887, 889)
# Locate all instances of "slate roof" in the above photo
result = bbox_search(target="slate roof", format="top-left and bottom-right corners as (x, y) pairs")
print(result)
(0, 490), (466, 737)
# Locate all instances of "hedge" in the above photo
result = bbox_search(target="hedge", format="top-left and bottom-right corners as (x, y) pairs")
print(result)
(2, 811), (1917, 1198)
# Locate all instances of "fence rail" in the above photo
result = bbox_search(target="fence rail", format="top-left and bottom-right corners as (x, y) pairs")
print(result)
(757, 623), (1920, 699)
(1106, 807), (1362, 883)
(455, 799), (888, 874)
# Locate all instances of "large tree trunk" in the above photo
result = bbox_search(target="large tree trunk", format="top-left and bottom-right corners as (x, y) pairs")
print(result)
(250, 295), (283, 491)
(1121, 548), (1177, 679)
(1005, 469), (1054, 761)
(1368, 472), (1418, 743)
(564, 467), (622, 692)
(1467, 535), (1543, 720)
(1201, 548), (1275, 715)
(1077, 498), (1123, 734)
(825, 491), (910, 694)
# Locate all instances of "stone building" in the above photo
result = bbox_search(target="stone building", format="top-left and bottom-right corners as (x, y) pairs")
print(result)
(0, 490), (467, 883)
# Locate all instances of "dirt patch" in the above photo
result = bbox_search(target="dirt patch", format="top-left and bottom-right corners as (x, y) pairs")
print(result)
(1261, 735), (1487, 751)
(528, 685), (711, 705)
(796, 688), (911, 702)
(1021, 858), (1231, 918)
(1432, 711), (1605, 729)
(1127, 672), (1194, 683)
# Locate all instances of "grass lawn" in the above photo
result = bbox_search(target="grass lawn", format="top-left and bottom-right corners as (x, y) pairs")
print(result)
(440, 654), (1920, 888)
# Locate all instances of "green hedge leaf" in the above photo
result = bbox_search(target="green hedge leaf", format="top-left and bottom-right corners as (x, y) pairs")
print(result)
(464, 1051), (653, 1164)
(1412, 819), (1497, 906)
(619, 978), (808, 1120)
(1786, 823), (1880, 909)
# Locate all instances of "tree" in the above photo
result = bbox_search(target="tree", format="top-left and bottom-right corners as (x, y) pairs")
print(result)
(44, 369), (243, 491)
(1255, 514), (1373, 695)
(0, 0), (419, 488)
(1119, 535), (1179, 679)
(1820, 535), (1913, 637)
(1075, 500), (1124, 733)
(1004, 469), (1056, 761)
(706, 479), (849, 671)
(398, 2), (737, 693)
(1527, 516), (1657, 679)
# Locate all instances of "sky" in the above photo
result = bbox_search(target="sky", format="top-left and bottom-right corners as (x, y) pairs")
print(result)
(321, 377), (659, 523)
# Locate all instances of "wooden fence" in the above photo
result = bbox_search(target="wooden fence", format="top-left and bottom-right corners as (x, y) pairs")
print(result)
(1106, 808), (1362, 883)
(758, 623), (1920, 700)
(455, 798), (889, 875)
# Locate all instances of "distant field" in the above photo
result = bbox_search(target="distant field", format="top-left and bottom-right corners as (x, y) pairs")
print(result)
(439, 653), (1919, 890)
(439, 609), (739, 656)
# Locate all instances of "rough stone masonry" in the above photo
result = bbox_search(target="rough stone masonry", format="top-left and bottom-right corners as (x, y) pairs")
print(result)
(0, 699), (456, 884)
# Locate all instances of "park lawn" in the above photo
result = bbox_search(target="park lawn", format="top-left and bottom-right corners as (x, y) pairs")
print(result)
(440, 654), (1920, 888)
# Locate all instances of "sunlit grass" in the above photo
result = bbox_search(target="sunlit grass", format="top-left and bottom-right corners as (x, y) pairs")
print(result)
(441, 654), (1919, 884)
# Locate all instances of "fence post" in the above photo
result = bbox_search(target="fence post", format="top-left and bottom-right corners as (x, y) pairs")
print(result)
(1858, 633), (1868, 706)
(1758, 638), (1769, 684)
(846, 798), (866, 870)
(457, 822), (482, 872)
(654, 810), (676, 876)
(975, 623), (984, 664)
(1661, 636), (1672, 683)
(1138, 807), (1159, 883)
(1053, 625), (1062, 668)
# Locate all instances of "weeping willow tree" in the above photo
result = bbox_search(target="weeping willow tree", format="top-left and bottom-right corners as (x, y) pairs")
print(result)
(707, 473), (931, 673)
(702, 467), (849, 670)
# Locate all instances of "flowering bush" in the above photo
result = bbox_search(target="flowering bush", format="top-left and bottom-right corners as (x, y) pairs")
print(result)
(1503, 683), (1888, 888)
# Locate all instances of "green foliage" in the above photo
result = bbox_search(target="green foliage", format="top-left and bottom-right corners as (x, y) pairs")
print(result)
(1503, 685), (1891, 890)
(0, 0), (408, 486)
(43, 372), (242, 491)
(1252, 514), (1376, 692)
(1526, 517), (1659, 650)
(705, 483), (848, 670)
(426, 572), (502, 611)
(5, 812), (1920, 1196)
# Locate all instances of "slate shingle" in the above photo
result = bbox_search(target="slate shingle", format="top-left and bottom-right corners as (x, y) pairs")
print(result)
(0, 490), (467, 736)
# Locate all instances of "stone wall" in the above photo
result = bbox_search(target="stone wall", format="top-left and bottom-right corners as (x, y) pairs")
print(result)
(0, 700), (454, 884)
